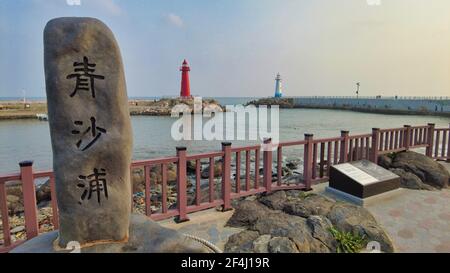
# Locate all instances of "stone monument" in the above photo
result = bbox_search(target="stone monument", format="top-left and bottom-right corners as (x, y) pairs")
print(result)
(12, 17), (208, 253)
(44, 17), (132, 247)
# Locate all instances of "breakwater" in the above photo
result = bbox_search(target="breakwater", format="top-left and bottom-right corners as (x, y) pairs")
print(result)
(292, 96), (450, 117)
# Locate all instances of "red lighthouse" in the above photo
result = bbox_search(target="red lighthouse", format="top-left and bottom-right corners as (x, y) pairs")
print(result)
(180, 59), (191, 98)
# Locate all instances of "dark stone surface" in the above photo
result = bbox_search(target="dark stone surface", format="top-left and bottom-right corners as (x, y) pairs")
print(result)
(224, 230), (260, 253)
(390, 151), (449, 189)
(377, 154), (393, 169)
(226, 200), (271, 228)
(268, 237), (299, 253)
(389, 168), (436, 190)
(44, 17), (133, 247)
(282, 194), (335, 218)
(11, 214), (208, 253)
(259, 190), (287, 210)
(306, 215), (337, 251)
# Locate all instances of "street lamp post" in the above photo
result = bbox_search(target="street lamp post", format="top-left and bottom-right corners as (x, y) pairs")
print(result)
(356, 82), (360, 99)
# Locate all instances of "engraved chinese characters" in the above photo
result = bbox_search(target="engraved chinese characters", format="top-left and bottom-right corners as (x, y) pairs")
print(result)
(67, 56), (105, 98)
(44, 17), (132, 247)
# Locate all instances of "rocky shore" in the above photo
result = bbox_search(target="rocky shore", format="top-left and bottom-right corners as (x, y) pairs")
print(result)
(246, 97), (295, 108)
(129, 98), (223, 116)
(0, 98), (224, 120)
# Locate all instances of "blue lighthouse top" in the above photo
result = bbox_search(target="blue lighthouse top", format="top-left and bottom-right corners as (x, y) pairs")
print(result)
(274, 73), (282, 98)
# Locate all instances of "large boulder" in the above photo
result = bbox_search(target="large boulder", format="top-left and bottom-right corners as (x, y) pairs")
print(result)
(390, 151), (449, 189)
(225, 190), (393, 253)
(389, 168), (436, 190)
(327, 203), (394, 253)
(377, 154), (393, 169)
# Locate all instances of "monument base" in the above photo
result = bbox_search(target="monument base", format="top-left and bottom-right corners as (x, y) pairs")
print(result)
(325, 186), (404, 207)
(11, 214), (210, 253)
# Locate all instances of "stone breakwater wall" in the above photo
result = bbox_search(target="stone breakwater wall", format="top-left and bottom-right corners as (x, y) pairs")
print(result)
(292, 97), (450, 116)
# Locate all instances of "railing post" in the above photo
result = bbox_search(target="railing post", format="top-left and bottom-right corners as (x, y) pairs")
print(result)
(221, 142), (232, 212)
(20, 160), (38, 239)
(425, 123), (435, 157)
(404, 125), (411, 151)
(175, 147), (189, 223)
(371, 128), (380, 164)
(263, 138), (273, 193)
(447, 123), (450, 162)
(340, 131), (349, 163)
(303, 134), (314, 190)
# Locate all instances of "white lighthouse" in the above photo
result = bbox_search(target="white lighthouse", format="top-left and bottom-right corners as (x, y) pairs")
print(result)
(274, 73), (282, 98)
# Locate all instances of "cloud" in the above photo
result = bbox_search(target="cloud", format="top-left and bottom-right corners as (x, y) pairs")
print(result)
(164, 13), (184, 28)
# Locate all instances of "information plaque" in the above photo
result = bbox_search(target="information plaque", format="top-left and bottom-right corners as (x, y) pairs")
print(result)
(328, 160), (400, 199)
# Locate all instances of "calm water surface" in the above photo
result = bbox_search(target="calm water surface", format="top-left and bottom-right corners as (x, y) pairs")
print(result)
(0, 108), (449, 173)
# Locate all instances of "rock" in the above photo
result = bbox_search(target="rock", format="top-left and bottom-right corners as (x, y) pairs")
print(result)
(226, 200), (272, 228)
(201, 161), (222, 179)
(390, 168), (435, 190)
(286, 160), (300, 170)
(7, 195), (24, 216)
(252, 235), (271, 253)
(44, 17), (133, 247)
(10, 225), (25, 234)
(327, 203), (394, 252)
(282, 194), (335, 218)
(390, 151), (449, 189)
(306, 215), (336, 251)
(268, 237), (299, 253)
(281, 166), (292, 176)
(11, 214), (209, 253)
(377, 154), (392, 169)
(225, 190), (393, 253)
(186, 160), (197, 175)
(7, 195), (20, 203)
(259, 191), (287, 210)
(167, 169), (177, 183)
(224, 230), (260, 253)
(131, 168), (145, 193)
(246, 98), (295, 109)
(6, 183), (22, 198)
(36, 180), (52, 204)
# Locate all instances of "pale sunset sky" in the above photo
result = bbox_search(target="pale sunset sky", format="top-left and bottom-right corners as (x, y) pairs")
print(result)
(0, 0), (449, 98)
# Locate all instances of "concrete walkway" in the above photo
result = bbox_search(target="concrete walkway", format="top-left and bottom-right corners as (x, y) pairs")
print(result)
(160, 208), (244, 251)
(366, 188), (450, 252)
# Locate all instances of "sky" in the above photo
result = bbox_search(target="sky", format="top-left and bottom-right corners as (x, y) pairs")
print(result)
(0, 0), (449, 98)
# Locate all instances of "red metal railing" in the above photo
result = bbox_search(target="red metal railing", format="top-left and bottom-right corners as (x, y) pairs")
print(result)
(1, 123), (449, 252)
